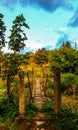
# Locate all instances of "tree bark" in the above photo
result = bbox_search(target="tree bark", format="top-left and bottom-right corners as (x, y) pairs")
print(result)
(54, 68), (61, 115)
(0, 49), (3, 77)
(18, 71), (25, 116)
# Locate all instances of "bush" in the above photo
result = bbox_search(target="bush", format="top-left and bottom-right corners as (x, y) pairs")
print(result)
(25, 102), (38, 117)
(41, 102), (78, 130)
(60, 108), (78, 130)
(47, 79), (54, 89)
(0, 92), (18, 122)
(61, 73), (77, 94)
(41, 101), (57, 119)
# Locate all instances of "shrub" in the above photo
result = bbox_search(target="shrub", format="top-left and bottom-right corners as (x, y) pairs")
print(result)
(41, 101), (57, 119)
(41, 102), (78, 130)
(0, 92), (18, 122)
(25, 102), (38, 117)
(61, 73), (77, 94)
(47, 79), (54, 89)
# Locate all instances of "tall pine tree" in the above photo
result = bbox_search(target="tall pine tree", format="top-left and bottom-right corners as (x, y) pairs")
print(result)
(9, 14), (29, 52)
(0, 13), (6, 50)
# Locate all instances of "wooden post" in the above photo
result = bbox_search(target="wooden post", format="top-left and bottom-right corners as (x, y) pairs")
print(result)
(31, 67), (34, 91)
(44, 74), (48, 97)
(18, 71), (25, 116)
(6, 70), (11, 103)
(41, 66), (45, 93)
(27, 71), (32, 101)
(54, 68), (61, 115)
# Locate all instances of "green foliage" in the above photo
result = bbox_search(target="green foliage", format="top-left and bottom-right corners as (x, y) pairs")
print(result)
(61, 41), (72, 48)
(4, 103), (18, 122)
(46, 79), (54, 99)
(43, 109), (78, 130)
(0, 92), (18, 122)
(41, 101), (78, 130)
(34, 48), (48, 66)
(3, 53), (19, 76)
(1, 53), (29, 80)
(50, 42), (78, 74)
(47, 79), (54, 89)
(61, 73), (77, 93)
(8, 14), (29, 52)
(60, 109), (78, 130)
(0, 13), (6, 48)
(22, 52), (30, 65)
(8, 123), (17, 130)
(0, 98), (38, 123)
(47, 73), (78, 94)
(25, 102), (38, 117)
(41, 101), (56, 119)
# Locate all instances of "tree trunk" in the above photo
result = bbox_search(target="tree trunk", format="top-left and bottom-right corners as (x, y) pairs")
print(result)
(54, 68), (61, 115)
(0, 49), (3, 77)
(18, 71), (25, 116)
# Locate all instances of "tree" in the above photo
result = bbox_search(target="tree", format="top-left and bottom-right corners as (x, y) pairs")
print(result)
(50, 41), (78, 74)
(0, 13), (6, 76)
(34, 48), (48, 66)
(64, 41), (71, 48)
(2, 53), (30, 103)
(8, 14), (29, 52)
(8, 14), (30, 116)
(61, 41), (71, 49)
(0, 13), (6, 50)
(2, 53), (19, 101)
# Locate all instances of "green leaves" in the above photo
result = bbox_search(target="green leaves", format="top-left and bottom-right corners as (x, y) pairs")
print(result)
(9, 14), (29, 52)
(34, 48), (48, 66)
(0, 13), (6, 48)
(50, 43), (78, 74)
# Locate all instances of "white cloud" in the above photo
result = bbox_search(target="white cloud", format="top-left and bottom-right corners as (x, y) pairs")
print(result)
(1, 33), (58, 53)
(2, 45), (13, 53)
(25, 38), (57, 50)
(59, 27), (67, 31)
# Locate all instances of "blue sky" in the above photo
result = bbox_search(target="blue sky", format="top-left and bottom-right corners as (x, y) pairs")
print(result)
(0, 0), (78, 53)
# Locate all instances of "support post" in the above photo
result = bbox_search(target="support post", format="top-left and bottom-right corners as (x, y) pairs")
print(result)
(54, 68), (61, 115)
(27, 71), (32, 101)
(18, 71), (25, 116)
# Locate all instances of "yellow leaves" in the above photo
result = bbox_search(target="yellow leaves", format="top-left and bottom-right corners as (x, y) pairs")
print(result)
(20, 65), (26, 70)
